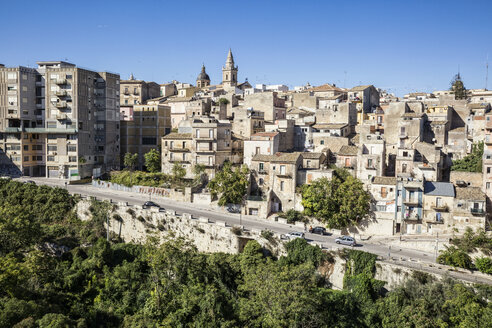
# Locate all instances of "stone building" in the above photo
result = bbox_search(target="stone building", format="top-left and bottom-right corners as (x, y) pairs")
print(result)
(120, 103), (171, 169)
(336, 145), (358, 175)
(196, 65), (211, 88)
(422, 181), (455, 235)
(0, 61), (120, 179)
(369, 176), (397, 234)
(357, 131), (385, 182)
(395, 177), (424, 235)
(231, 107), (265, 139)
(120, 74), (160, 107)
(243, 132), (280, 166)
(249, 152), (303, 215)
(452, 186), (487, 233)
(243, 92), (287, 121)
(161, 117), (236, 178)
(222, 49), (238, 89)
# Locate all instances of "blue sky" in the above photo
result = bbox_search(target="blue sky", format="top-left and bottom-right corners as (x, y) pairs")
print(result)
(2, 0), (492, 96)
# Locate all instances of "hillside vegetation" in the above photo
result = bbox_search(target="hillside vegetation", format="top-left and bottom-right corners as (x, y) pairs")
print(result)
(0, 180), (491, 327)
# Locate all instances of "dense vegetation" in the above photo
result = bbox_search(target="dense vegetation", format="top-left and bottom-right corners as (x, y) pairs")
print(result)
(451, 142), (483, 172)
(301, 169), (371, 228)
(1, 180), (491, 327)
(208, 162), (249, 206)
(438, 228), (492, 274)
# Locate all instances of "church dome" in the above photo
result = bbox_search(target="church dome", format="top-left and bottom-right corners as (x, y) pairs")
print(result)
(197, 65), (210, 81)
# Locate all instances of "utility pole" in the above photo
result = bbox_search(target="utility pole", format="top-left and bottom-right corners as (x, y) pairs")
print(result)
(435, 232), (439, 262)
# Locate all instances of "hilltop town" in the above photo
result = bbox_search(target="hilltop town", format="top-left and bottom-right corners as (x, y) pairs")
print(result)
(1, 49), (489, 240)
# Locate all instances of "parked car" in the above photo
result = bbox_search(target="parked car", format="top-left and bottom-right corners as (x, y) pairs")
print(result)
(309, 226), (326, 235)
(335, 236), (356, 246)
(25, 180), (36, 184)
(227, 205), (240, 213)
(285, 232), (305, 240)
(143, 201), (160, 208)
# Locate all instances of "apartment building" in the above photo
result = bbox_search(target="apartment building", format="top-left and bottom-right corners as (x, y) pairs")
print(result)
(120, 103), (171, 169)
(0, 61), (120, 179)
(120, 75), (160, 107)
(161, 117), (236, 178)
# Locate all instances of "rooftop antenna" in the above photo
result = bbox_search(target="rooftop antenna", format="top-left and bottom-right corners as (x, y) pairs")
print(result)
(486, 54), (489, 90)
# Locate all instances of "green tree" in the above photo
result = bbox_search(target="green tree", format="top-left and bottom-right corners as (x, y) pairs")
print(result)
(144, 149), (160, 173)
(208, 162), (249, 206)
(172, 162), (186, 181)
(450, 73), (467, 100)
(123, 153), (138, 171)
(451, 142), (484, 172)
(474, 257), (492, 274)
(302, 169), (370, 228)
(218, 98), (230, 105)
(437, 246), (473, 270)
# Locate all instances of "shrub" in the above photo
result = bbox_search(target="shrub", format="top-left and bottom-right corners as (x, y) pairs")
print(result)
(475, 257), (492, 274)
(437, 246), (473, 270)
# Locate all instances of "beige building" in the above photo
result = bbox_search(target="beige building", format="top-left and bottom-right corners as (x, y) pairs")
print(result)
(120, 75), (160, 106)
(422, 182), (455, 235)
(243, 91), (287, 121)
(0, 61), (120, 179)
(248, 152), (303, 216)
(161, 117), (237, 178)
(120, 103), (171, 169)
(231, 107), (265, 138)
(243, 132), (280, 166)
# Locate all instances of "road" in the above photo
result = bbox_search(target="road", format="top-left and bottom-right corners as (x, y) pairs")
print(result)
(16, 177), (492, 285)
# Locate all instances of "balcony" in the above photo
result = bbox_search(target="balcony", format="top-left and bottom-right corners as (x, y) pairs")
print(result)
(195, 148), (215, 154)
(399, 132), (408, 139)
(471, 208), (486, 216)
(55, 102), (67, 109)
(55, 90), (68, 97)
(431, 204), (449, 212)
(5, 127), (22, 133)
(55, 78), (67, 85)
(276, 173), (292, 179)
(56, 113), (68, 120)
(418, 163), (435, 170)
(404, 212), (420, 221)
(169, 148), (190, 152)
(424, 217), (444, 224)
(258, 170), (268, 175)
(365, 165), (377, 170)
(24, 127), (77, 134)
(403, 199), (419, 206)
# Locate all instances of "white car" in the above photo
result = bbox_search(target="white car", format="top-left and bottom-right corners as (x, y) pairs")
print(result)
(285, 232), (305, 240)
(335, 236), (356, 246)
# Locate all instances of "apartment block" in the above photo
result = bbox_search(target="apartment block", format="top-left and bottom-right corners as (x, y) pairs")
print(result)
(0, 61), (120, 179)
(120, 103), (171, 169)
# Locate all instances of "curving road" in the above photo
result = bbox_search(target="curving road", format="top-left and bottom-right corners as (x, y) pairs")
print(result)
(16, 177), (492, 285)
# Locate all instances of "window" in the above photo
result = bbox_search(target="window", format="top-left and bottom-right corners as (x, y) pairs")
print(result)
(23, 145), (29, 151)
(488, 167), (491, 174)
(124, 100), (128, 105)
(256, 147), (260, 155)
(376, 205), (386, 212)
(134, 100), (137, 104)
(182, 153), (186, 161)
(402, 163), (407, 173)
(47, 145), (57, 152)
(47, 156), (55, 162)
(259, 162), (264, 171)
(487, 182), (490, 189)
(367, 159), (373, 168)
(182, 141), (186, 148)
(170, 141), (174, 149)
(196, 129), (200, 138)
(78, 122), (83, 130)
(142, 137), (157, 145)
(67, 145), (76, 152)
(209, 129), (213, 138)
(208, 156), (212, 165)
(280, 181), (284, 191)
(259, 178), (264, 185)
(397, 206), (401, 212)
(32, 155), (42, 161)
(280, 165), (286, 175)
(320, 140), (324, 145)
(170, 153), (174, 161)
(69, 156), (77, 162)
(24, 156), (29, 162)
(381, 187), (387, 198)
(32, 145), (42, 150)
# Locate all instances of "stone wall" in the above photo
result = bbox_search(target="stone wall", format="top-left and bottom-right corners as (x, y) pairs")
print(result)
(76, 199), (285, 255)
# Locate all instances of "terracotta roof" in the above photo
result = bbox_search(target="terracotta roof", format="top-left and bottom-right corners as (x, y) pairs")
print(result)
(313, 123), (348, 130)
(372, 176), (397, 185)
(402, 112), (423, 118)
(252, 152), (302, 163)
(301, 152), (324, 159)
(309, 83), (345, 92)
(338, 145), (358, 156)
(455, 187), (486, 201)
(251, 132), (279, 138)
(162, 133), (192, 140)
(349, 85), (373, 92)
(430, 120), (448, 125)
